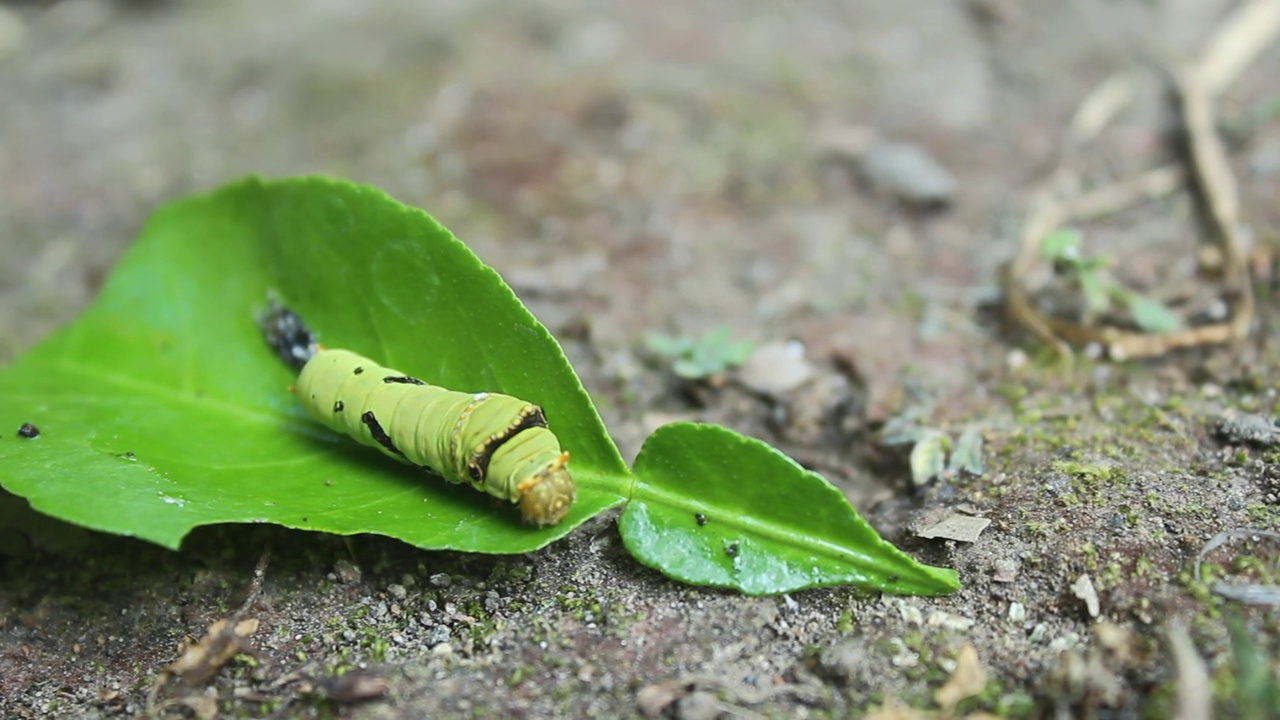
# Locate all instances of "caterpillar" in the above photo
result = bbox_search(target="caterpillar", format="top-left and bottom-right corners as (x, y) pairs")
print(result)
(258, 300), (575, 527)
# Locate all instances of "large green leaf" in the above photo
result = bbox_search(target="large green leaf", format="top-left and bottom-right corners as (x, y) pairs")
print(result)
(0, 176), (628, 553)
(621, 423), (960, 596)
(0, 175), (959, 597)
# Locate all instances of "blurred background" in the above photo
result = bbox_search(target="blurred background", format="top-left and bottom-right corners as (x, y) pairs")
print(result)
(7, 0), (1269, 355)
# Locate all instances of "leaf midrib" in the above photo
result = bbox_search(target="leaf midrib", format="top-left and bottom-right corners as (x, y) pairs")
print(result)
(36, 357), (288, 426)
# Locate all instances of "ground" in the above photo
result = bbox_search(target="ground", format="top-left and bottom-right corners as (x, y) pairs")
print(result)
(2, 0), (1280, 717)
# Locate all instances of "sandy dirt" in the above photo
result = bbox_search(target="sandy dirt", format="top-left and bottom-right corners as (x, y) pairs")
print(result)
(2, 0), (1280, 717)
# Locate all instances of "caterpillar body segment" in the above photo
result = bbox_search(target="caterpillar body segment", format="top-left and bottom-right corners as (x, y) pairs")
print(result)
(259, 302), (575, 527)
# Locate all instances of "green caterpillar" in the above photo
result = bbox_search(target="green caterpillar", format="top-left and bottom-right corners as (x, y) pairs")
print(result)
(259, 301), (575, 527)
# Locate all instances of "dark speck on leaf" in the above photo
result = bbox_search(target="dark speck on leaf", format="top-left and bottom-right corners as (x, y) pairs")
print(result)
(695, 513), (707, 526)
(725, 542), (739, 557)
(17, 423), (39, 439)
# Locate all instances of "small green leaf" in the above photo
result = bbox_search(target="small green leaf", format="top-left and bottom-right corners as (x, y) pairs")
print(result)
(621, 422), (959, 596)
(723, 340), (756, 366)
(0, 176), (628, 553)
(1227, 613), (1280, 719)
(947, 427), (985, 478)
(910, 430), (951, 487)
(1078, 270), (1112, 318)
(1040, 229), (1083, 262)
(644, 332), (691, 358)
(671, 358), (706, 380)
(1122, 292), (1184, 334)
(646, 326), (753, 380)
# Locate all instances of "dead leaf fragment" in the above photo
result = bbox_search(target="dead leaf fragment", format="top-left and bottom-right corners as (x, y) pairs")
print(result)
(327, 669), (391, 704)
(636, 681), (682, 718)
(167, 617), (260, 685)
(935, 644), (988, 712)
(916, 514), (991, 543)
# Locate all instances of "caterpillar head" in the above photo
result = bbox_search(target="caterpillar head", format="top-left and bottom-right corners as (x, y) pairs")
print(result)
(516, 452), (575, 527)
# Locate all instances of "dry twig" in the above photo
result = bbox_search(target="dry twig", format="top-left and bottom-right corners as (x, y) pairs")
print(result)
(145, 551), (273, 717)
(1003, 1), (1278, 359)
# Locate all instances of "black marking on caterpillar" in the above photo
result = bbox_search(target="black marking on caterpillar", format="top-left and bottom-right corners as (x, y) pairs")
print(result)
(17, 423), (39, 439)
(383, 375), (426, 385)
(468, 406), (550, 483)
(333, 400), (344, 413)
(360, 411), (405, 458)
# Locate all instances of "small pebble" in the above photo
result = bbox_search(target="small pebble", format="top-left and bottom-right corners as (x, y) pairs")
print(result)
(857, 141), (957, 207)
(896, 602), (924, 626)
(1213, 410), (1280, 446)
(1072, 573), (1101, 618)
(736, 340), (815, 395)
(1009, 601), (1026, 622)
(387, 584), (407, 600)
(333, 559), (361, 584)
(429, 573), (452, 588)
(425, 626), (450, 646)
(815, 640), (867, 685)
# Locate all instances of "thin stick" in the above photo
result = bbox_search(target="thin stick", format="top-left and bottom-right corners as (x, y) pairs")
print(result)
(1002, 2), (1277, 359)
(1062, 165), (1184, 222)
(1177, 64), (1254, 331)
(1197, 0), (1280, 98)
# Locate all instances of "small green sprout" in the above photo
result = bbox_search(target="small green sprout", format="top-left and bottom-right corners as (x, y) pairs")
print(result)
(1224, 614), (1280, 719)
(882, 419), (985, 487)
(1040, 229), (1183, 334)
(645, 326), (754, 381)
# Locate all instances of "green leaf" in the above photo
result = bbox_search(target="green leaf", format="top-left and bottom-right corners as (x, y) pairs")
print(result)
(646, 326), (754, 380)
(1077, 270), (1112, 318)
(909, 430), (951, 487)
(1122, 292), (1184, 334)
(672, 358), (708, 381)
(1039, 229), (1083, 262)
(947, 427), (985, 478)
(620, 422), (959, 596)
(1227, 613), (1280, 720)
(0, 176), (629, 553)
(0, 175), (960, 597)
(644, 332), (691, 358)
